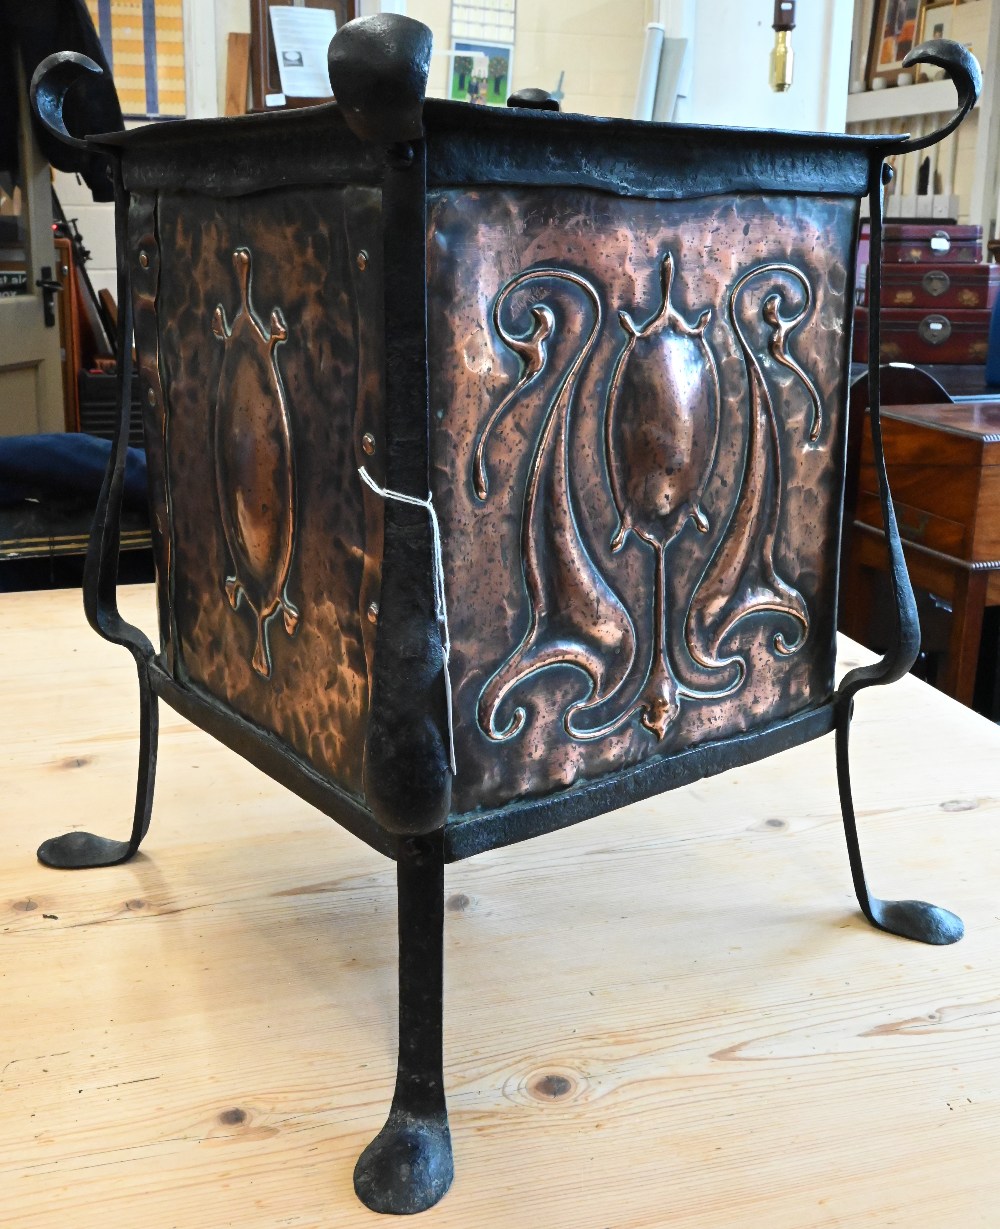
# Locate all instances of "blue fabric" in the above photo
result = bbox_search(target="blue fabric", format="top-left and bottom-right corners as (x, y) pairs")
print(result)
(987, 293), (1000, 389)
(0, 434), (147, 511)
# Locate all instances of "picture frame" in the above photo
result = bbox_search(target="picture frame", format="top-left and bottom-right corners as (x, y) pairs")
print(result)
(448, 40), (514, 106)
(950, 0), (992, 66)
(85, 0), (188, 118)
(866, 0), (927, 88)
(249, 0), (355, 112)
(920, 0), (957, 44)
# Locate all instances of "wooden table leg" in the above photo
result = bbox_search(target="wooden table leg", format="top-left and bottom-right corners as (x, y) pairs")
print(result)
(839, 532), (880, 649)
(941, 569), (989, 705)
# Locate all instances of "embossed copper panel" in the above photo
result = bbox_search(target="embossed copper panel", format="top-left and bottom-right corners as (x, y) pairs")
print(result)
(427, 188), (856, 816)
(212, 248), (299, 677)
(136, 186), (384, 799)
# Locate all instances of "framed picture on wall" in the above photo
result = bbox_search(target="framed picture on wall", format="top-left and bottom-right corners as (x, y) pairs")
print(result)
(920, 0), (956, 45)
(249, 0), (356, 111)
(867, 0), (926, 88)
(449, 41), (513, 106)
(85, 0), (187, 117)
(950, 0), (992, 67)
(914, 1), (956, 80)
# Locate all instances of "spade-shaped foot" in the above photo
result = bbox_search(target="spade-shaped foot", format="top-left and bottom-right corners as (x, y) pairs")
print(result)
(354, 1110), (453, 1215)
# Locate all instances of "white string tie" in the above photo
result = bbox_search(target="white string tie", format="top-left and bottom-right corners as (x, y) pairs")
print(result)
(358, 466), (457, 775)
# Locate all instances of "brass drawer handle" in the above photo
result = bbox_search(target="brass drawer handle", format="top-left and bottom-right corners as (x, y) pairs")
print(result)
(922, 270), (951, 296)
(918, 314), (952, 344)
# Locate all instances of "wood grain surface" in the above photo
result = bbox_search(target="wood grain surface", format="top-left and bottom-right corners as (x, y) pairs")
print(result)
(1, 585), (998, 1228)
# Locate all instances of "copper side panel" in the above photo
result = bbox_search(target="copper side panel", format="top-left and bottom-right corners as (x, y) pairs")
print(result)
(135, 186), (383, 800)
(428, 188), (856, 817)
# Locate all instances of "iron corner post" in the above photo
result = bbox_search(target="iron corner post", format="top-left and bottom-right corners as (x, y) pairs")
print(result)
(362, 134), (454, 840)
(329, 15), (455, 1214)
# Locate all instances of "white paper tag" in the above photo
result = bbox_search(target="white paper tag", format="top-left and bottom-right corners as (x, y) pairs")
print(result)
(269, 6), (337, 99)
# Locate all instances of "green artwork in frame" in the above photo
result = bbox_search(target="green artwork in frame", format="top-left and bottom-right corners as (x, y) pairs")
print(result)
(450, 40), (513, 106)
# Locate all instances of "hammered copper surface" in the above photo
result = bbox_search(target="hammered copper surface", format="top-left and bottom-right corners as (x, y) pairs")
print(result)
(138, 186), (383, 799)
(129, 194), (177, 674)
(427, 189), (856, 816)
(212, 248), (299, 677)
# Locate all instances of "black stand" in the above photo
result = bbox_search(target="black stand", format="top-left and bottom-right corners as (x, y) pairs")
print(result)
(354, 832), (454, 1214)
(833, 155), (962, 946)
(36, 168), (159, 871)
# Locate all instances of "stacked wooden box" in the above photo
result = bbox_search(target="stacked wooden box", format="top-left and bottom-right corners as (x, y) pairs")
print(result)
(854, 223), (997, 365)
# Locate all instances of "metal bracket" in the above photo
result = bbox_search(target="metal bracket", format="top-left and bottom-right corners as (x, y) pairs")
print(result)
(34, 266), (61, 327)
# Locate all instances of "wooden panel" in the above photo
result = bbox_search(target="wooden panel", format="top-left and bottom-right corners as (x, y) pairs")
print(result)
(1, 584), (998, 1228)
(859, 452), (982, 516)
(856, 487), (970, 557)
(870, 263), (1000, 311)
(857, 404), (1000, 565)
(852, 525), (964, 601)
(864, 416), (984, 467)
(0, 363), (43, 435)
(55, 237), (82, 432)
(0, 67), (64, 433)
(971, 467), (1000, 562)
(224, 32), (251, 117)
(846, 526), (996, 706)
(854, 307), (992, 365)
(880, 401), (1000, 447)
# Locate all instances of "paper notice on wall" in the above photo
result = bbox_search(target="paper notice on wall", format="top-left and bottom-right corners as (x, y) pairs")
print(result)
(268, 6), (337, 98)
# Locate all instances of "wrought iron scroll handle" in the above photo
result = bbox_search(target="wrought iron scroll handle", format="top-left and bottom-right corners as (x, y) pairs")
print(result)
(838, 161), (918, 708)
(30, 52), (154, 667)
(29, 51), (105, 151)
(893, 39), (981, 152)
(328, 15), (432, 144)
(832, 145), (966, 946)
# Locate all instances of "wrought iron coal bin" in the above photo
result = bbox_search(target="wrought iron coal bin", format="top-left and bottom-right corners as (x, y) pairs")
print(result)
(31, 17), (981, 1215)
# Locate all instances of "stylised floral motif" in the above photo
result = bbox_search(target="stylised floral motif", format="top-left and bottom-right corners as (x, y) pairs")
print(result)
(212, 248), (299, 678)
(474, 269), (637, 741)
(604, 252), (720, 737)
(473, 251), (824, 745)
(683, 264), (819, 693)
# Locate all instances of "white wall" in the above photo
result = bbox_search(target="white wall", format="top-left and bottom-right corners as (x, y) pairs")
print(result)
(403, 0), (854, 130)
(55, 0), (224, 297)
(674, 0), (853, 133)
(409, 0), (650, 119)
(65, 0), (854, 300)
(52, 171), (117, 298)
(214, 0), (249, 117)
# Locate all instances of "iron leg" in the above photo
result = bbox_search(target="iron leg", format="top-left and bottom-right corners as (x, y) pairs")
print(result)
(37, 654), (158, 869)
(354, 831), (454, 1214)
(834, 695), (962, 944)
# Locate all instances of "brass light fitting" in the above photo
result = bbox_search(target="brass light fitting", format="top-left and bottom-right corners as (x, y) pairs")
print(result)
(770, 0), (795, 92)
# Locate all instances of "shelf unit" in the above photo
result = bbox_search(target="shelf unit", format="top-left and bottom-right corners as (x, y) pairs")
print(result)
(846, 77), (976, 123)
(846, 0), (1000, 247)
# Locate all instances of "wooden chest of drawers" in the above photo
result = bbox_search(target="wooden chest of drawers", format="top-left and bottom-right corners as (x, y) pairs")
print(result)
(882, 222), (983, 263)
(868, 263), (1000, 311)
(856, 402), (1000, 563)
(848, 400), (1000, 703)
(853, 307), (992, 364)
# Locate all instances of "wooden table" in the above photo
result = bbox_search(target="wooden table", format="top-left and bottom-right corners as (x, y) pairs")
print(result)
(844, 400), (1000, 706)
(2, 585), (998, 1228)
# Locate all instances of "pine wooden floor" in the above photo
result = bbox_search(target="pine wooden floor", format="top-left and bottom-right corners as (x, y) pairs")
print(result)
(1, 585), (997, 1228)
